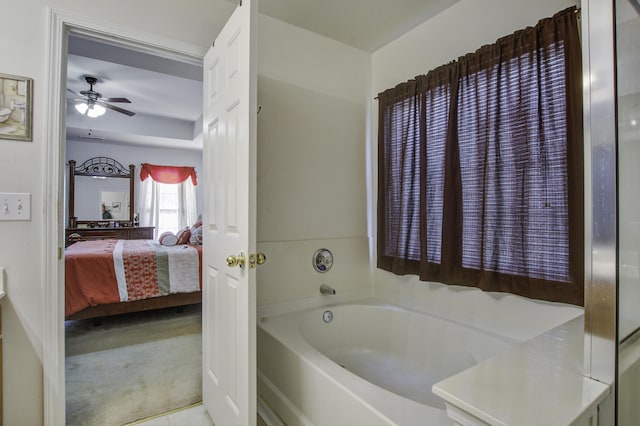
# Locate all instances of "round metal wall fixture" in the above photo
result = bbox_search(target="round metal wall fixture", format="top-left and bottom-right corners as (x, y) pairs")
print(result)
(313, 248), (333, 273)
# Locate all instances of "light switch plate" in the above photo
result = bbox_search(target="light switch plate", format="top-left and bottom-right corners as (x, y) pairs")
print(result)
(0, 193), (31, 221)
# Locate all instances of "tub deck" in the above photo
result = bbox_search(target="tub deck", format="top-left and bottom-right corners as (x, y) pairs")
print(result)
(433, 315), (610, 425)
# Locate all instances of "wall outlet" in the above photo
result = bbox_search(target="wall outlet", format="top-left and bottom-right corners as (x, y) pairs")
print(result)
(0, 193), (31, 221)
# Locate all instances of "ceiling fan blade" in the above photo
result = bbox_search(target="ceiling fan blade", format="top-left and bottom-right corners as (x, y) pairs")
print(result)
(101, 97), (131, 103)
(99, 101), (136, 117)
(67, 88), (80, 96)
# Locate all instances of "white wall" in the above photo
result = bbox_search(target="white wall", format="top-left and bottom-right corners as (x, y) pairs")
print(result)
(255, 15), (371, 307)
(372, 0), (579, 93)
(0, 1), (232, 424)
(66, 140), (204, 227)
(370, 0), (584, 338)
(0, 0), (589, 423)
(0, 2), (368, 422)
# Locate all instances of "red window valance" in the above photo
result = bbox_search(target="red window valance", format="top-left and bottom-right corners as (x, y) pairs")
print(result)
(140, 163), (198, 185)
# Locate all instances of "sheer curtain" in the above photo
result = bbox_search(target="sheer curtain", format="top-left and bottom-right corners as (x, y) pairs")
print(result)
(177, 179), (198, 228)
(139, 164), (198, 237)
(139, 177), (159, 233)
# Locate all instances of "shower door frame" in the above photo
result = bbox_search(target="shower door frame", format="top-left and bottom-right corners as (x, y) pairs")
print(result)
(582, 0), (617, 385)
(582, 0), (618, 423)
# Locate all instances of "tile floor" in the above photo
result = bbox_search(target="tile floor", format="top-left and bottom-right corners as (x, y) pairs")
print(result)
(130, 404), (269, 426)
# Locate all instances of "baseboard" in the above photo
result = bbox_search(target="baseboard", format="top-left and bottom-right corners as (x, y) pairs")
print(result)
(257, 395), (286, 426)
(258, 369), (313, 425)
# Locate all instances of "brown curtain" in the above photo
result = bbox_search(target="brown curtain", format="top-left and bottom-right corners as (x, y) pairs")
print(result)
(377, 6), (583, 305)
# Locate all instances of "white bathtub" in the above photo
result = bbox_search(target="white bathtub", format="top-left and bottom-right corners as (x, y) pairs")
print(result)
(257, 299), (516, 425)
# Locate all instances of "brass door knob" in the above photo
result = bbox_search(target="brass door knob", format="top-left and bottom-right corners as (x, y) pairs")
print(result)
(226, 253), (246, 268)
(248, 252), (267, 269)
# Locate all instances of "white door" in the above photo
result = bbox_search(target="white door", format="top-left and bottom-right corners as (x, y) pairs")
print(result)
(202, 0), (257, 424)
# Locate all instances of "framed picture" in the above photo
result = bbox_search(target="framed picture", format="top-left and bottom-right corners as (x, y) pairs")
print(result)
(0, 73), (33, 141)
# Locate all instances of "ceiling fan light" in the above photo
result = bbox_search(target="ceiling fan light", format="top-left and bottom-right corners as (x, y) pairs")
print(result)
(75, 102), (89, 115)
(87, 103), (106, 118)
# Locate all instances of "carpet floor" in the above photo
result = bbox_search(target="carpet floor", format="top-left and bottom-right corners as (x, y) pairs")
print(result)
(65, 304), (202, 426)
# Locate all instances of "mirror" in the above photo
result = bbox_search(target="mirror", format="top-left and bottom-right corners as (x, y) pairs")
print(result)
(100, 191), (130, 220)
(68, 157), (135, 227)
(73, 175), (130, 220)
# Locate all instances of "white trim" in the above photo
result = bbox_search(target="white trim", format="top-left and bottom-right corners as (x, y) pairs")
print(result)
(257, 395), (286, 426)
(257, 370), (313, 426)
(43, 10), (67, 425)
(44, 9), (204, 425)
(0, 266), (5, 299)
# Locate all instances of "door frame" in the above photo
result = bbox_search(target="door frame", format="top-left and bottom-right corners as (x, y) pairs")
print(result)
(44, 9), (205, 424)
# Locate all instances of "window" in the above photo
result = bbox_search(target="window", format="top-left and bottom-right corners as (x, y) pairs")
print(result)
(138, 163), (198, 237)
(377, 7), (583, 305)
(157, 182), (180, 235)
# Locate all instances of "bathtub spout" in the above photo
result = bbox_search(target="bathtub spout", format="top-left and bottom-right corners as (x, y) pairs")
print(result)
(320, 284), (336, 295)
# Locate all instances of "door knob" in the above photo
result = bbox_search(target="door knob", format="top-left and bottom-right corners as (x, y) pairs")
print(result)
(248, 252), (267, 269)
(226, 253), (246, 269)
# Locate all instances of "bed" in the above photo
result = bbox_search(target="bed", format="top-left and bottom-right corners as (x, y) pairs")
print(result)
(65, 239), (202, 320)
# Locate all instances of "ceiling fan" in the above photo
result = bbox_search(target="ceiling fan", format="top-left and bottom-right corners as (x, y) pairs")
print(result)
(68, 76), (136, 117)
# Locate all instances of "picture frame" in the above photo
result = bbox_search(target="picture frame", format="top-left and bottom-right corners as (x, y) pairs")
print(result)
(0, 73), (33, 141)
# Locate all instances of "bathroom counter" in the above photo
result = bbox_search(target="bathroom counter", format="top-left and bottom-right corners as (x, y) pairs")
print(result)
(433, 315), (610, 425)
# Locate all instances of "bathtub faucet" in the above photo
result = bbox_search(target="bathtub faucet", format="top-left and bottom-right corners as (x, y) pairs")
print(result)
(320, 284), (336, 295)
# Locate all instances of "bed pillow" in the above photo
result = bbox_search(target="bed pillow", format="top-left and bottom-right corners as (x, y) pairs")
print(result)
(176, 227), (191, 245)
(189, 216), (202, 234)
(159, 231), (178, 246)
(190, 225), (203, 245)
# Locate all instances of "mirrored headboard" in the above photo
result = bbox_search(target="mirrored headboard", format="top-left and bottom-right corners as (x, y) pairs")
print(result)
(68, 157), (135, 227)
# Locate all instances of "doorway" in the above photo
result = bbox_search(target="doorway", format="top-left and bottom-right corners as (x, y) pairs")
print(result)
(44, 10), (207, 424)
(64, 31), (204, 424)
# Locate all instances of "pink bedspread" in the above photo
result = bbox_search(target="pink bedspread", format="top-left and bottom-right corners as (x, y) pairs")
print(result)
(65, 239), (202, 316)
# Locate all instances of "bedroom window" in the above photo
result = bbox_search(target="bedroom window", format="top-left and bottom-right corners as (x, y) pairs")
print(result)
(157, 182), (180, 236)
(377, 7), (584, 305)
(139, 163), (198, 237)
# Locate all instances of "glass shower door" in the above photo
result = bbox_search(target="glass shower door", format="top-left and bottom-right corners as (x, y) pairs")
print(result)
(616, 0), (640, 423)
